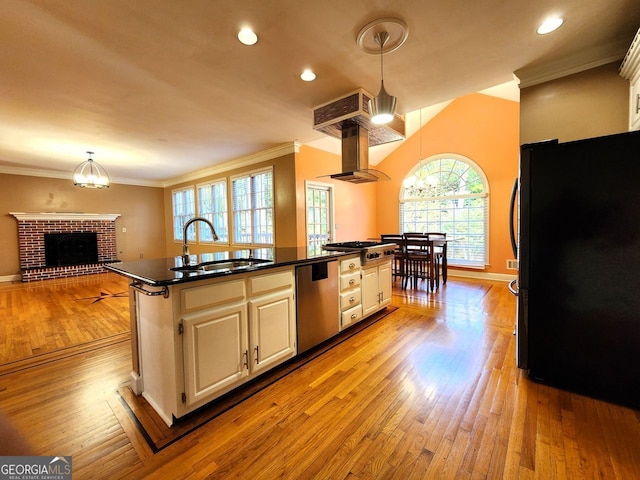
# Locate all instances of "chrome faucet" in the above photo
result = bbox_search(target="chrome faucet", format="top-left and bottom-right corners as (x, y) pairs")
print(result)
(182, 217), (219, 265)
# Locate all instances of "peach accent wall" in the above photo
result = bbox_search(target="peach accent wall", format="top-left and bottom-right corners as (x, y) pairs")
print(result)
(375, 93), (520, 275)
(295, 145), (378, 245)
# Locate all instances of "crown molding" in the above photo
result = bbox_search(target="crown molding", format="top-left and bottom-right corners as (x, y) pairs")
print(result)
(161, 142), (301, 187)
(515, 38), (630, 89)
(0, 165), (163, 187)
(620, 28), (640, 81)
(0, 142), (302, 188)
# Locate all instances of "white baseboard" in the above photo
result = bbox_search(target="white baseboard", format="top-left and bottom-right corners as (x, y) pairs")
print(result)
(448, 269), (517, 283)
(0, 274), (22, 283)
(129, 371), (143, 395)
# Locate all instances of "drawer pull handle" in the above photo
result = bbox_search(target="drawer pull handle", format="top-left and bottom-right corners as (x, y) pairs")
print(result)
(349, 279), (355, 285)
(349, 262), (356, 269)
(351, 313), (357, 319)
(349, 296), (355, 302)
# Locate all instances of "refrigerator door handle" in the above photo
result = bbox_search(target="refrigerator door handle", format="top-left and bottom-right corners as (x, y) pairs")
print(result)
(508, 278), (519, 296)
(509, 178), (518, 258)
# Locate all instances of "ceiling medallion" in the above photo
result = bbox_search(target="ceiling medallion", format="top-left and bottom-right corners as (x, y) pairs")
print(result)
(356, 18), (409, 55)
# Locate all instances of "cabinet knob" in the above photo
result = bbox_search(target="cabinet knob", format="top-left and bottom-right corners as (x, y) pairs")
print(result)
(351, 313), (357, 319)
(349, 263), (356, 269)
(349, 279), (355, 285)
(349, 296), (355, 302)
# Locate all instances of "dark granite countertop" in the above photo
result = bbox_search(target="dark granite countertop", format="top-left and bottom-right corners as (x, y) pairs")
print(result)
(105, 247), (354, 286)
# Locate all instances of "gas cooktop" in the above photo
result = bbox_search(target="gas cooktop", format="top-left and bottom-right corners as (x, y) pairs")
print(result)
(323, 241), (384, 250)
(323, 241), (396, 264)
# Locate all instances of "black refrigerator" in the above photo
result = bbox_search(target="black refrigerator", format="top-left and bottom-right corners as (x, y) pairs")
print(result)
(511, 130), (640, 409)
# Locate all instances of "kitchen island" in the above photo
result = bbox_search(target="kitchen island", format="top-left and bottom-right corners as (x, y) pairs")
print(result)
(107, 247), (391, 426)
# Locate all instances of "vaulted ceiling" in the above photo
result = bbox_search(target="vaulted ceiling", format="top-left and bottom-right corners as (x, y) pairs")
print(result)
(1, 0), (639, 186)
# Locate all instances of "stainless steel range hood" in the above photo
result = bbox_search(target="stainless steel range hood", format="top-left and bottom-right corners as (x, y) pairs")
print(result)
(331, 123), (390, 184)
(313, 89), (404, 184)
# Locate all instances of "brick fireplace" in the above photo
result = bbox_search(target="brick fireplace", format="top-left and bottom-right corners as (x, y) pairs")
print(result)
(11, 212), (120, 282)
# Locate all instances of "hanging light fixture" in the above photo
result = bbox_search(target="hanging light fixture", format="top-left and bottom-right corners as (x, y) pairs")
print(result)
(368, 31), (397, 125)
(73, 151), (110, 188)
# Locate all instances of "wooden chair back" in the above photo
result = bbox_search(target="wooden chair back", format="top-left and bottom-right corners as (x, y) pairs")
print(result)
(380, 234), (405, 252)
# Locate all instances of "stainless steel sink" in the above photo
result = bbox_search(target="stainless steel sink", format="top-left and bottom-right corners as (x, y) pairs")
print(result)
(171, 258), (272, 273)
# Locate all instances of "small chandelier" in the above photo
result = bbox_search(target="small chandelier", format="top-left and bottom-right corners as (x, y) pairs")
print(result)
(73, 151), (110, 188)
(368, 31), (397, 125)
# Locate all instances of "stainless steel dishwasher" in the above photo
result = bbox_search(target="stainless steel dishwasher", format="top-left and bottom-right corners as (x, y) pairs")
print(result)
(296, 259), (339, 354)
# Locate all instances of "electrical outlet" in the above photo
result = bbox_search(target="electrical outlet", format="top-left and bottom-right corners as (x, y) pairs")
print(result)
(506, 259), (518, 270)
(139, 253), (144, 259)
(122, 227), (127, 233)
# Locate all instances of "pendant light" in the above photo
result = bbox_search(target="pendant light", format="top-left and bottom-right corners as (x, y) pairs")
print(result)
(73, 151), (110, 188)
(368, 31), (397, 125)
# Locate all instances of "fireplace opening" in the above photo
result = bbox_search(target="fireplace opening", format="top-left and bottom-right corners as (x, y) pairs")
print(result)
(44, 232), (99, 267)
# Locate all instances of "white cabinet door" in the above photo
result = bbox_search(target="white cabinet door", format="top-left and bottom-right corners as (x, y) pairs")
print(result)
(361, 266), (380, 317)
(378, 260), (393, 309)
(249, 289), (296, 374)
(362, 260), (393, 317)
(182, 303), (249, 407)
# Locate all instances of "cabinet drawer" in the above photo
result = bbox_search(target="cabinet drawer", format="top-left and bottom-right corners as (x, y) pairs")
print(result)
(340, 271), (360, 290)
(182, 279), (246, 312)
(340, 290), (361, 311)
(248, 269), (294, 296)
(340, 256), (361, 273)
(341, 304), (363, 328)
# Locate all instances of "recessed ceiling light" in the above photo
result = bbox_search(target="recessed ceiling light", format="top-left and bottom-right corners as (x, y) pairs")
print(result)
(300, 69), (316, 81)
(537, 17), (564, 35)
(237, 27), (258, 45)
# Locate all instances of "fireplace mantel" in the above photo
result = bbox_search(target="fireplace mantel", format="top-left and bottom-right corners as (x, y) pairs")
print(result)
(10, 212), (121, 221)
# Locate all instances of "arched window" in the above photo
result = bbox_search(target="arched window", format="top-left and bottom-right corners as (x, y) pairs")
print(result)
(400, 154), (489, 268)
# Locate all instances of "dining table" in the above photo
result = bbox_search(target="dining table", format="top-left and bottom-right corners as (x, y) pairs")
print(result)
(379, 234), (454, 292)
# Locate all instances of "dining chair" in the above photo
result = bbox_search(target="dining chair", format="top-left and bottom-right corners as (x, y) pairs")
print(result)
(403, 233), (436, 291)
(380, 234), (406, 285)
(424, 232), (447, 284)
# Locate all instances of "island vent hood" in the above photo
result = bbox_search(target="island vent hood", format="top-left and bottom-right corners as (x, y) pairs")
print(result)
(313, 89), (405, 183)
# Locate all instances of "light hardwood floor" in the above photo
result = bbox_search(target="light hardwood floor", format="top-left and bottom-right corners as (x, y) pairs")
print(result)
(0, 273), (130, 366)
(0, 273), (639, 479)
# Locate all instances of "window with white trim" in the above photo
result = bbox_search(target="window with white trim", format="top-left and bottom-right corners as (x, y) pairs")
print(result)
(197, 179), (228, 243)
(231, 168), (274, 245)
(172, 187), (195, 241)
(400, 155), (489, 267)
